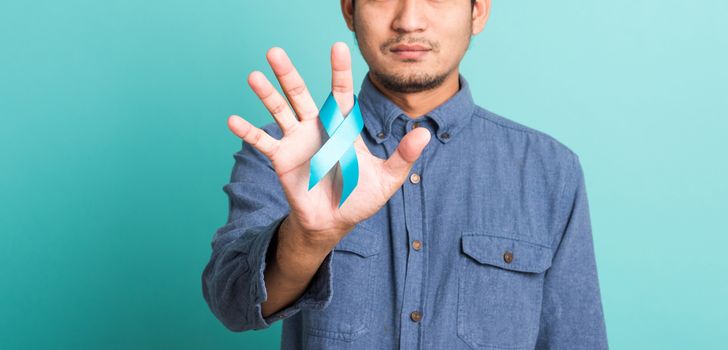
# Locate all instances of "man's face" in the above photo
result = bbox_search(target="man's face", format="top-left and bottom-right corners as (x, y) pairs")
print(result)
(351, 0), (475, 93)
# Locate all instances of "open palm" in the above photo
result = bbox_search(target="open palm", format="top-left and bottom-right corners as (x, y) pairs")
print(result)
(227, 42), (430, 246)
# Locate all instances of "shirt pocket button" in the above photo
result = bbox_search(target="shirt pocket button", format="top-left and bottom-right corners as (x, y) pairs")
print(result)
(503, 251), (513, 264)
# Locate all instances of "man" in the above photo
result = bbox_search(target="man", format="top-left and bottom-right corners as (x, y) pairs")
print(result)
(202, 0), (609, 349)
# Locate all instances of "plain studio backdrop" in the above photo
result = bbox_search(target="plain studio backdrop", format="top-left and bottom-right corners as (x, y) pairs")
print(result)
(1, 1), (726, 349)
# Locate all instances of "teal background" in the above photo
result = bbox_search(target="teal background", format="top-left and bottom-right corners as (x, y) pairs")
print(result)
(1, 0), (726, 349)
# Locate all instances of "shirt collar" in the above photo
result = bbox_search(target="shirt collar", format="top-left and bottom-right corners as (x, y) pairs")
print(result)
(357, 71), (476, 144)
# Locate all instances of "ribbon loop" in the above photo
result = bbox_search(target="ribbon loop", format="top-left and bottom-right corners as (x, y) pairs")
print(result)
(308, 92), (364, 207)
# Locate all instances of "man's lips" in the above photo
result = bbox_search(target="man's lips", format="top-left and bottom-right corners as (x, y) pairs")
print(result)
(389, 44), (431, 59)
(390, 44), (431, 52)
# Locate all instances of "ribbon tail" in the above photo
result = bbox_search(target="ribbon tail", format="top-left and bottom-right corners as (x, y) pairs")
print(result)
(338, 145), (359, 207)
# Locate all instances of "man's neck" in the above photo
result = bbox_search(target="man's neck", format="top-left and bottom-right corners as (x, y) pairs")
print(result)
(367, 69), (461, 119)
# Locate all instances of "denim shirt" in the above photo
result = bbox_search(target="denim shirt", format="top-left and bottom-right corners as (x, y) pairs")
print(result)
(202, 73), (609, 349)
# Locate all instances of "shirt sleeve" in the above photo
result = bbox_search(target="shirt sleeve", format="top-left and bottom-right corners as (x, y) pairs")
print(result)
(535, 154), (609, 349)
(201, 122), (334, 332)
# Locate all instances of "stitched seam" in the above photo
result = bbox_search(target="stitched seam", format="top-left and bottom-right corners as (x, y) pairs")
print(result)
(549, 152), (578, 249)
(461, 232), (552, 249)
(472, 108), (577, 158)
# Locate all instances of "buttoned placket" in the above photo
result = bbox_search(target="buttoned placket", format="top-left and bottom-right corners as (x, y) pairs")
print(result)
(380, 116), (434, 350)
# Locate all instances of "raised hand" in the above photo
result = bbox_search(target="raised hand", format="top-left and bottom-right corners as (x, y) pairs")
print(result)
(227, 42), (431, 250)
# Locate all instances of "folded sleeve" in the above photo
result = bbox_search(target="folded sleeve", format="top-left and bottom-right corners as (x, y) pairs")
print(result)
(201, 122), (334, 332)
(536, 154), (609, 349)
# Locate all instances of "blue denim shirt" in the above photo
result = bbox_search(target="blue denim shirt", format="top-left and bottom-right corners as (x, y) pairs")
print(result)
(202, 73), (609, 349)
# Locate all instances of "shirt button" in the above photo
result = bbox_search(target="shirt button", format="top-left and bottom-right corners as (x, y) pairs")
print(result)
(410, 310), (422, 322)
(377, 131), (386, 139)
(412, 240), (422, 251)
(412, 121), (420, 130)
(503, 251), (514, 264)
(441, 132), (450, 140)
(409, 173), (421, 184)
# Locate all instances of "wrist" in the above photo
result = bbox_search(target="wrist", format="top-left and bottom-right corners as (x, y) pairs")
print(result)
(271, 215), (335, 284)
(280, 214), (352, 253)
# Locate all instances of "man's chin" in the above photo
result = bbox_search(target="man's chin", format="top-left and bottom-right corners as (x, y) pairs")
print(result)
(371, 70), (448, 93)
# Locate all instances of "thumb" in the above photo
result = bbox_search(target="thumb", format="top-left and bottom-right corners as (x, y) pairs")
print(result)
(383, 127), (431, 179)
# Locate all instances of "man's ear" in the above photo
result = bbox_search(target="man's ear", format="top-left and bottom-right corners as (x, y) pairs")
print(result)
(341, 0), (355, 32)
(472, 0), (491, 35)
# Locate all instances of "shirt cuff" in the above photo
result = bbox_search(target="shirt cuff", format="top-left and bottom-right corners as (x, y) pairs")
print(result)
(247, 214), (334, 329)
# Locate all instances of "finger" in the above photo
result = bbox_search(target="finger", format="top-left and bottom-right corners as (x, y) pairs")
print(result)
(266, 47), (319, 122)
(383, 127), (431, 179)
(247, 71), (299, 136)
(227, 115), (279, 158)
(331, 42), (354, 117)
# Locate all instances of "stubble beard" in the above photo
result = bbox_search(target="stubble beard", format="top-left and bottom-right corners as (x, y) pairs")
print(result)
(370, 68), (450, 93)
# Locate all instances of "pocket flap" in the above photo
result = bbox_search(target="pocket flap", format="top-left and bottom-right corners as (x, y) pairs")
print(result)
(461, 233), (552, 273)
(334, 224), (381, 258)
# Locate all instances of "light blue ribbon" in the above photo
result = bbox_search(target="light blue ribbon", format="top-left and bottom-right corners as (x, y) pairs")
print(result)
(308, 92), (364, 207)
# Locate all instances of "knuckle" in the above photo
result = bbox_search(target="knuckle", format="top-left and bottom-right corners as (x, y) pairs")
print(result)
(332, 83), (350, 93)
(270, 102), (287, 116)
(288, 84), (307, 97)
(251, 129), (262, 144)
(298, 106), (318, 120)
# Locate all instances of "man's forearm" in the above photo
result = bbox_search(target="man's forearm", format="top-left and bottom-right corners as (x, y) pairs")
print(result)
(261, 215), (340, 318)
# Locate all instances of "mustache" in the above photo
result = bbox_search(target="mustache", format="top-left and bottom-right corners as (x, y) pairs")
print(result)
(381, 36), (439, 52)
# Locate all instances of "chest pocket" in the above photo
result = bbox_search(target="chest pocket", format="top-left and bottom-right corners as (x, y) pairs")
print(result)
(457, 232), (553, 349)
(303, 224), (381, 342)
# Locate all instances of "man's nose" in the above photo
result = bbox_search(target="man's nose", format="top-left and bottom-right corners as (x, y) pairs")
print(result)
(391, 0), (428, 33)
